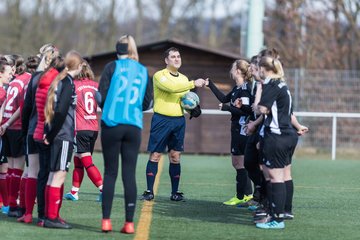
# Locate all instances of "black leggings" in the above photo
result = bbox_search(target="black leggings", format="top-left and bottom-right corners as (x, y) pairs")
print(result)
(36, 142), (51, 219)
(101, 124), (141, 222)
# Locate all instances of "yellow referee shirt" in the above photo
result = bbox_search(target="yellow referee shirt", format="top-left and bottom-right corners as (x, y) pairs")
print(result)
(153, 68), (195, 117)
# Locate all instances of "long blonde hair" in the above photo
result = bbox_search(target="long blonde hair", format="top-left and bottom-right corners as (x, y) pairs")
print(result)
(230, 59), (252, 83)
(45, 50), (84, 124)
(117, 35), (139, 61)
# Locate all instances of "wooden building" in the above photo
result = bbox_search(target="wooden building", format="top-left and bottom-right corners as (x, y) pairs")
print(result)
(86, 39), (242, 154)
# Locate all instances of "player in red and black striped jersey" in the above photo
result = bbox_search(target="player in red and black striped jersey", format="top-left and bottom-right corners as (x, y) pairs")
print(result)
(0, 60), (12, 214)
(0, 56), (31, 217)
(64, 61), (103, 202)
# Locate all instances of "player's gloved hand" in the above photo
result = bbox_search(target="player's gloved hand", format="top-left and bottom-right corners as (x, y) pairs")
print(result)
(189, 105), (201, 119)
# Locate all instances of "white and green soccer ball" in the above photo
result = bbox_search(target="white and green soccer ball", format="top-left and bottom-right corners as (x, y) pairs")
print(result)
(180, 91), (200, 110)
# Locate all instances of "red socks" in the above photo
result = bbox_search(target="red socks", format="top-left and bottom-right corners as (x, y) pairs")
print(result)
(9, 168), (23, 207)
(47, 186), (61, 220)
(72, 156), (84, 190)
(25, 178), (37, 215)
(0, 173), (9, 206)
(82, 156), (103, 187)
(19, 176), (27, 209)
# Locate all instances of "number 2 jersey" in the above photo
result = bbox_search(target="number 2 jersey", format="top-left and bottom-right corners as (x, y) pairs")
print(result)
(2, 72), (32, 130)
(74, 78), (99, 132)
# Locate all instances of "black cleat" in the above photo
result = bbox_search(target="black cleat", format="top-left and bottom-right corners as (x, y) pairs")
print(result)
(170, 192), (185, 201)
(44, 218), (72, 229)
(8, 207), (22, 218)
(140, 190), (154, 201)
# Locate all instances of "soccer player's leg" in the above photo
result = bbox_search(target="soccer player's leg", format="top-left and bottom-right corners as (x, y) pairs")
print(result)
(101, 125), (122, 232)
(0, 160), (9, 214)
(64, 155), (82, 201)
(37, 143), (51, 226)
(284, 136), (298, 220)
(120, 125), (141, 234)
(44, 140), (72, 229)
(167, 115), (185, 202)
(142, 113), (171, 201)
(256, 134), (288, 229)
(21, 135), (40, 223)
(224, 132), (252, 206)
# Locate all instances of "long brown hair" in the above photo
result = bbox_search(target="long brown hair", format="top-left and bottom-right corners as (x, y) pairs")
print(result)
(45, 50), (84, 124)
(76, 60), (94, 80)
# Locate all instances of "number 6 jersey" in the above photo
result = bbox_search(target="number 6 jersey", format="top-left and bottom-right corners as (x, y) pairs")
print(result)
(74, 78), (99, 132)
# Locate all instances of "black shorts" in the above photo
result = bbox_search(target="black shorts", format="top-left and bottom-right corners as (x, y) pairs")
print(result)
(26, 134), (39, 155)
(262, 131), (298, 169)
(230, 123), (248, 156)
(3, 129), (24, 158)
(75, 131), (98, 154)
(147, 113), (185, 153)
(50, 139), (74, 172)
(0, 138), (7, 164)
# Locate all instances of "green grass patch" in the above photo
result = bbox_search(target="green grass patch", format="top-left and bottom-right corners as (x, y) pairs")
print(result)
(1, 153), (360, 239)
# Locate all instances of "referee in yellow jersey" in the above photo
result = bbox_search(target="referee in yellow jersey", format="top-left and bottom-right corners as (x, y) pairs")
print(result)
(141, 47), (206, 201)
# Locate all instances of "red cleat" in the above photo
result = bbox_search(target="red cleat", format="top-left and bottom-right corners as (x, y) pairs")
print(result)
(102, 219), (112, 232)
(17, 214), (33, 223)
(121, 222), (134, 234)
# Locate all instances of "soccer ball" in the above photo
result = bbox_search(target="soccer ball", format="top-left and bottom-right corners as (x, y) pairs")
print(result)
(180, 91), (200, 110)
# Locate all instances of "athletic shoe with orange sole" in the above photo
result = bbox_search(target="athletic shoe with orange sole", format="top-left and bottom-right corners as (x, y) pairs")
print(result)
(121, 222), (134, 234)
(102, 219), (112, 232)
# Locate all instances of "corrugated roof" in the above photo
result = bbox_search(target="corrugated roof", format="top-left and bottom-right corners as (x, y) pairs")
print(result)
(85, 38), (241, 60)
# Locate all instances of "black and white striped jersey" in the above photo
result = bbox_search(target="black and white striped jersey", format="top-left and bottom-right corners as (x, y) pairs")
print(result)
(259, 78), (293, 135)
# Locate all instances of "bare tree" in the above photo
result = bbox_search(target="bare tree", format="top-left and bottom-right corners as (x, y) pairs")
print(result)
(157, 0), (176, 39)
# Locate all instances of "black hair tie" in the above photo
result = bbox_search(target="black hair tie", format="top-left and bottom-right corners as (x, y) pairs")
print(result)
(116, 43), (129, 55)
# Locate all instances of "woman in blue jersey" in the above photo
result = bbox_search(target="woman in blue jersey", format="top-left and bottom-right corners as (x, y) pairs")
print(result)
(98, 35), (152, 234)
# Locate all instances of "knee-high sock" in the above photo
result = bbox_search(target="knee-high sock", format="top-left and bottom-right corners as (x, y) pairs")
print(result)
(146, 161), (158, 192)
(47, 186), (61, 220)
(245, 175), (253, 196)
(82, 156), (103, 188)
(6, 168), (13, 195)
(25, 178), (37, 215)
(9, 168), (23, 207)
(271, 182), (286, 222)
(44, 185), (50, 218)
(285, 180), (294, 213)
(19, 176), (27, 210)
(169, 163), (181, 194)
(57, 184), (64, 218)
(236, 168), (248, 199)
(0, 173), (9, 206)
(71, 156), (84, 194)
(266, 180), (272, 213)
